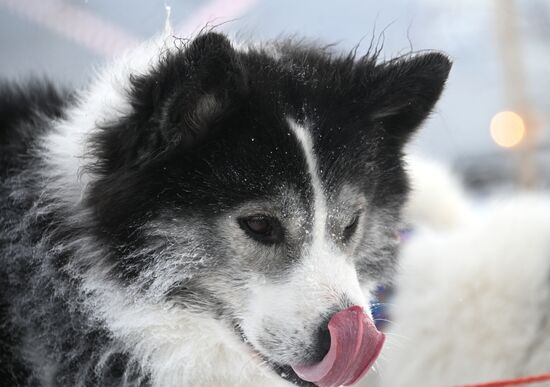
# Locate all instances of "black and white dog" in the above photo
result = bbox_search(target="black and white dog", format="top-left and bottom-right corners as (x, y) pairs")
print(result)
(0, 32), (450, 386)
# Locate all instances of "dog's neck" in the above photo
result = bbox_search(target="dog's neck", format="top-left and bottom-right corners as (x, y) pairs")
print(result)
(81, 274), (287, 386)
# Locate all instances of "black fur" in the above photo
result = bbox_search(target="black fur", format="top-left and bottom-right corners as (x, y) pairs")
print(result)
(0, 32), (450, 386)
(0, 81), (71, 177)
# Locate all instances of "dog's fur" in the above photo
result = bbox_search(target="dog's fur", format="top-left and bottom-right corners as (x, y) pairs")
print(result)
(0, 32), (450, 386)
(369, 159), (550, 387)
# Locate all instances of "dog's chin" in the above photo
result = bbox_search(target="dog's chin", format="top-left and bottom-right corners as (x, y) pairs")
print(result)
(233, 325), (314, 386)
(270, 364), (317, 387)
(247, 345), (316, 386)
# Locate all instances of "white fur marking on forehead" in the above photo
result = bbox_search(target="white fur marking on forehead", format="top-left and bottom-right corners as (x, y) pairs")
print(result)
(287, 118), (327, 243)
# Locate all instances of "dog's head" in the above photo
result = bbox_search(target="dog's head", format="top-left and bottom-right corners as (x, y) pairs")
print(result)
(84, 33), (450, 385)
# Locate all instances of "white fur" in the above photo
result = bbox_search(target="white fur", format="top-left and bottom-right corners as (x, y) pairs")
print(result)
(287, 118), (328, 242)
(404, 156), (472, 230)
(363, 159), (550, 387)
(82, 274), (289, 387)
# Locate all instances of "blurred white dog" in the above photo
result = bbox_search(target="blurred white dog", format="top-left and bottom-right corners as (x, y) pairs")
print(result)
(362, 158), (550, 387)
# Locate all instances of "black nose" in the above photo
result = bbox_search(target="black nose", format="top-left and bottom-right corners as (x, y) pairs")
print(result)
(312, 315), (332, 362)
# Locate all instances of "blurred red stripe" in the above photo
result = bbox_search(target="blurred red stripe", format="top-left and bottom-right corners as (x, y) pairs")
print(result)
(455, 373), (550, 387)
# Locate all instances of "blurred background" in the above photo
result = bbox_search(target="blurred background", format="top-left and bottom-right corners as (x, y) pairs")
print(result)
(1, 0), (549, 195)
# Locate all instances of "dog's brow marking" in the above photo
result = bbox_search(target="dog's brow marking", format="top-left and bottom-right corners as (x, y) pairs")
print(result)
(287, 118), (327, 243)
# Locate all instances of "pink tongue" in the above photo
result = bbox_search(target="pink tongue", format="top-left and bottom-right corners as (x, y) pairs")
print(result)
(291, 306), (385, 387)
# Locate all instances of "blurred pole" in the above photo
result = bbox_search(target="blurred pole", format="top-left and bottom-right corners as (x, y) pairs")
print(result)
(494, 0), (538, 189)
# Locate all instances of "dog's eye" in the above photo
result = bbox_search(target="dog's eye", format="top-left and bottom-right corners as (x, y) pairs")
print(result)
(238, 215), (282, 244)
(343, 215), (360, 241)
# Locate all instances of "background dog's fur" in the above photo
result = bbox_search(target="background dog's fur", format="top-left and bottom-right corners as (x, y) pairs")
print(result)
(361, 158), (550, 387)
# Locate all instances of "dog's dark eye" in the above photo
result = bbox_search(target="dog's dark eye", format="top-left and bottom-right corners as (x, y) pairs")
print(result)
(343, 215), (360, 241)
(238, 215), (282, 244)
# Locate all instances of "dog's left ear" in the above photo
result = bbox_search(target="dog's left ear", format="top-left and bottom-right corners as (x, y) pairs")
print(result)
(366, 52), (451, 146)
(92, 32), (248, 174)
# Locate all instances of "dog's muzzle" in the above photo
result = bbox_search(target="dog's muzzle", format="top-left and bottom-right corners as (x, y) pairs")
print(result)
(291, 305), (385, 387)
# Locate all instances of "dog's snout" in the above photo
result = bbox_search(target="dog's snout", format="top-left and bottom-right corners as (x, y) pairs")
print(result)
(311, 300), (355, 363)
(312, 315), (332, 362)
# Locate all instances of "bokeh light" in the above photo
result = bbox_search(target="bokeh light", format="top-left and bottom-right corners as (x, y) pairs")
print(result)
(490, 111), (526, 148)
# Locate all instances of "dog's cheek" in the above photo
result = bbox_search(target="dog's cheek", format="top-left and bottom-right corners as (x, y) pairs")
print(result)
(353, 211), (402, 285)
(237, 278), (309, 363)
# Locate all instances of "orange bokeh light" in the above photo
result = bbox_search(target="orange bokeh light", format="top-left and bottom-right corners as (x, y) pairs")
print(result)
(490, 111), (525, 148)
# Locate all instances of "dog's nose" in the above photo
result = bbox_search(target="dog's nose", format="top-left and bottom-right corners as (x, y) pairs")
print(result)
(313, 315), (332, 362)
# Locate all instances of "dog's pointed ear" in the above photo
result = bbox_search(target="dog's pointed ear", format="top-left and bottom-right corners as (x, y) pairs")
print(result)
(367, 52), (451, 146)
(94, 32), (247, 172)
(156, 32), (248, 149)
